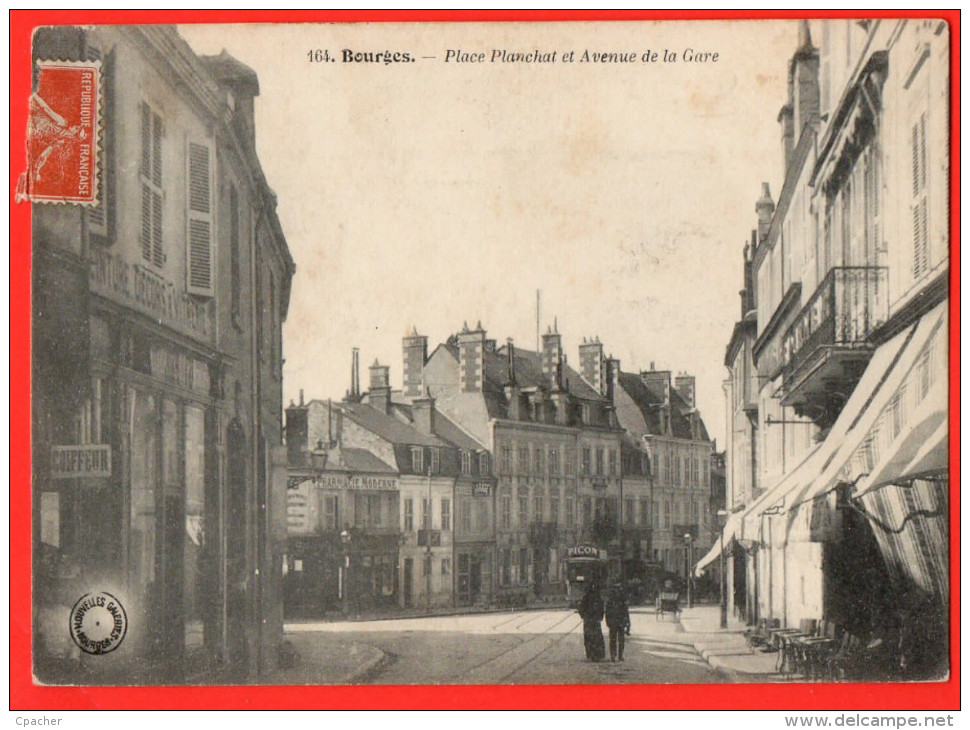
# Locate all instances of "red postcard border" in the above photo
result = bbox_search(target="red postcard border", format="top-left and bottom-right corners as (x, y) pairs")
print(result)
(9, 9), (960, 711)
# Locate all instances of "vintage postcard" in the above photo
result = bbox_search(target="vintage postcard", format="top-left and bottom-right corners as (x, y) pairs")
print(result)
(12, 11), (958, 710)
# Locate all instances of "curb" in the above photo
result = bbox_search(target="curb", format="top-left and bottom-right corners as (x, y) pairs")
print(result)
(340, 646), (389, 684)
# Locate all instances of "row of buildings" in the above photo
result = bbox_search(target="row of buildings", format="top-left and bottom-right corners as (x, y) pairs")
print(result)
(701, 19), (950, 680)
(31, 26), (294, 683)
(284, 324), (720, 613)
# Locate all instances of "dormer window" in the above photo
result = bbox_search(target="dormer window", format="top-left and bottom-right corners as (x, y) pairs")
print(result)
(461, 450), (472, 475)
(411, 446), (424, 474)
(429, 448), (440, 474)
(478, 451), (490, 476)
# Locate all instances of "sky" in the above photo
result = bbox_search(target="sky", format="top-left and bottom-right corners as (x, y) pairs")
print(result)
(179, 20), (801, 445)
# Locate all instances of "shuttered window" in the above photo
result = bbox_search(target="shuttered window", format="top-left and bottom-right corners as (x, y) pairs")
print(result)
(911, 112), (929, 278)
(186, 141), (214, 296)
(139, 102), (164, 267)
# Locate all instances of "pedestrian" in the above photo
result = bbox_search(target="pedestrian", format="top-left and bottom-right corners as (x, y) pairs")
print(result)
(606, 586), (632, 662)
(578, 582), (606, 662)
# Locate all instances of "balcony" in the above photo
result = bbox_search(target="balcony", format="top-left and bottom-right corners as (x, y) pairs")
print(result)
(781, 267), (888, 426)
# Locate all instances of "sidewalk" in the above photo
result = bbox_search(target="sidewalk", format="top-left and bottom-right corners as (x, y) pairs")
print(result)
(674, 602), (785, 682)
(261, 633), (387, 685)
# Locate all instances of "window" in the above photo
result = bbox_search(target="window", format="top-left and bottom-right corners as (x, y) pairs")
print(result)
(663, 500), (671, 528)
(186, 141), (214, 296)
(608, 449), (617, 476)
(625, 498), (635, 525)
(581, 404), (590, 424)
(229, 185), (242, 328)
(422, 498), (432, 529)
(423, 555), (432, 577)
(441, 558), (452, 576)
(460, 500), (472, 532)
(566, 497), (575, 527)
(534, 447), (543, 476)
(518, 495), (529, 526)
(517, 446), (529, 474)
(501, 446), (512, 474)
(582, 496), (592, 527)
(139, 101), (164, 268)
(550, 492), (560, 524)
(595, 447), (605, 476)
(652, 500), (659, 529)
(355, 493), (383, 529)
(429, 448), (440, 474)
(565, 449), (576, 476)
(581, 448), (591, 476)
(533, 493), (544, 521)
(549, 447), (559, 476)
(461, 451), (471, 475)
(519, 548), (529, 584)
(404, 498), (414, 531)
(501, 495), (512, 529)
(911, 111), (930, 278)
(441, 498), (451, 531)
(478, 451), (490, 476)
(640, 498), (649, 526)
(323, 495), (338, 530)
(411, 447), (424, 474)
(501, 549), (512, 586)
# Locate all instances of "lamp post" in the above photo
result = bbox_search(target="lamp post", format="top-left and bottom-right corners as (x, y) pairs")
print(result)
(716, 509), (729, 629)
(340, 527), (351, 618)
(683, 533), (693, 609)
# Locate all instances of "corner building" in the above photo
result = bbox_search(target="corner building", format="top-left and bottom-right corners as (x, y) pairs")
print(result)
(31, 26), (294, 683)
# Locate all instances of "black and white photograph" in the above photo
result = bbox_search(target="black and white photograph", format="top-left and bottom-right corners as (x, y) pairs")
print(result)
(26, 17), (952, 690)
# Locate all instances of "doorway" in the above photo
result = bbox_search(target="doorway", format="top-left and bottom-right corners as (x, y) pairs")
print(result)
(403, 557), (413, 608)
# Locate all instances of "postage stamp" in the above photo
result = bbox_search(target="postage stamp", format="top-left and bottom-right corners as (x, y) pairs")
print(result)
(22, 59), (100, 205)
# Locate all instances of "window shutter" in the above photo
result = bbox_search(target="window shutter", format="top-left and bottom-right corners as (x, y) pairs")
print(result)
(911, 114), (929, 278)
(186, 142), (214, 296)
(140, 183), (152, 261)
(140, 103), (151, 179)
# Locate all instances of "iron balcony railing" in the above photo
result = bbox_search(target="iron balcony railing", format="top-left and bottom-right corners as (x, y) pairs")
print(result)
(783, 266), (888, 379)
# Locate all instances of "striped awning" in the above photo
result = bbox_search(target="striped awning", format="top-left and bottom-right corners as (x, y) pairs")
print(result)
(786, 302), (947, 543)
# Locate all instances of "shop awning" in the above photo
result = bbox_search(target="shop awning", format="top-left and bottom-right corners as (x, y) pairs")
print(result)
(693, 509), (743, 576)
(786, 301), (947, 543)
(694, 442), (825, 577)
(901, 419), (948, 481)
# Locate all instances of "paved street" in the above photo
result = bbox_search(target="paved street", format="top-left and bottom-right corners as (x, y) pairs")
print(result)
(286, 605), (726, 684)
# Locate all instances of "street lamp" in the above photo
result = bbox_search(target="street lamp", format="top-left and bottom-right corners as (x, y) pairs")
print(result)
(340, 526), (351, 618)
(716, 509), (729, 629)
(683, 533), (693, 609)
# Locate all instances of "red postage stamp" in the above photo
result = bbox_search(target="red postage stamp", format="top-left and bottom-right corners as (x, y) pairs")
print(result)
(21, 60), (100, 205)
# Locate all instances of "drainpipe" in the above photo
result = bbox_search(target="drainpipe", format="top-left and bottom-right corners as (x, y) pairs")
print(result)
(251, 209), (263, 679)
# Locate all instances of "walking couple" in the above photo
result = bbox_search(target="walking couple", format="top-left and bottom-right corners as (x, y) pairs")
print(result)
(578, 583), (631, 662)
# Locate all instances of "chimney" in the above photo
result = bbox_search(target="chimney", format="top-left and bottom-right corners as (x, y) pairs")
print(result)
(347, 347), (362, 402)
(285, 399), (308, 466)
(755, 183), (775, 243)
(778, 103), (794, 174)
(640, 367), (672, 407)
(200, 51), (260, 149)
(458, 321), (486, 393)
(504, 339), (522, 420)
(402, 326), (428, 399)
(369, 358), (391, 414)
(792, 20), (819, 140)
(541, 321), (563, 388)
(412, 390), (436, 435)
(606, 357), (621, 404)
(675, 373), (696, 410)
(579, 337), (607, 396)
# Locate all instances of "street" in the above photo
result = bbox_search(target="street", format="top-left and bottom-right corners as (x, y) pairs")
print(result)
(286, 605), (725, 684)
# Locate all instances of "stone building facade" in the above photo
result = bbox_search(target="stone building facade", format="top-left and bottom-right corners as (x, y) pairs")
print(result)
(31, 26), (294, 683)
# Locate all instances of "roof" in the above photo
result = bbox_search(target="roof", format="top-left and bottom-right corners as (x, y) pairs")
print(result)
(616, 371), (711, 442)
(324, 447), (397, 474)
(340, 402), (449, 448)
(392, 403), (486, 451)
